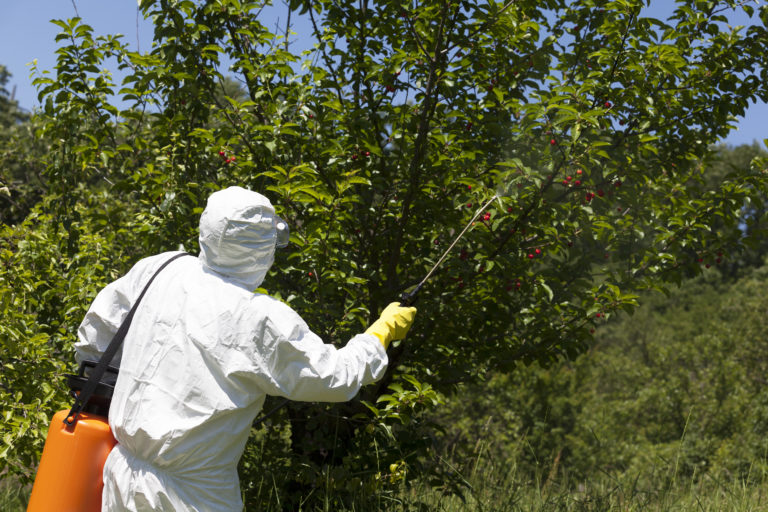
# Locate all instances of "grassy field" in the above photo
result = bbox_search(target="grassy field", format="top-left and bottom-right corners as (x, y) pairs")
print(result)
(0, 477), (28, 512)
(5, 464), (768, 511)
(405, 472), (768, 511)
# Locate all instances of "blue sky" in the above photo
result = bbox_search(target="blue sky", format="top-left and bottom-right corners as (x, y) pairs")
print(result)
(1, 0), (765, 147)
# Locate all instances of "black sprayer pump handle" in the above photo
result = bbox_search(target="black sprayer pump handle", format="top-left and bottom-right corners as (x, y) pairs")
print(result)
(399, 284), (422, 307)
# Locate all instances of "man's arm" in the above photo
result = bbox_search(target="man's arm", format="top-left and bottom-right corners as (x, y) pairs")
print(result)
(246, 298), (389, 402)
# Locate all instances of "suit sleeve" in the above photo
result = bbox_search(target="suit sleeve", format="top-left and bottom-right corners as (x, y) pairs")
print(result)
(247, 299), (389, 402)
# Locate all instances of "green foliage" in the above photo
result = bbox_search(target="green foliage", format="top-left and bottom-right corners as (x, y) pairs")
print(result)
(0, 192), (138, 479)
(0, 66), (45, 225)
(439, 258), (768, 496)
(2, 0), (768, 506)
(579, 265), (768, 484)
(0, 66), (26, 128)
(0, 477), (28, 512)
(236, 375), (448, 509)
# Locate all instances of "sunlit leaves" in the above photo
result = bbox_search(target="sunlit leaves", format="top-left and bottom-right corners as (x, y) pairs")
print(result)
(3, 0), (768, 505)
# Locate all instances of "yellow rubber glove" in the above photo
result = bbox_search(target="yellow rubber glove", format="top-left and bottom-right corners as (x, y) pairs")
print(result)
(365, 302), (418, 349)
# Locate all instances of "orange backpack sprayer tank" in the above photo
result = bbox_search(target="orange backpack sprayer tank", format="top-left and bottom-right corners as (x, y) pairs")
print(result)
(27, 364), (119, 512)
(27, 253), (191, 512)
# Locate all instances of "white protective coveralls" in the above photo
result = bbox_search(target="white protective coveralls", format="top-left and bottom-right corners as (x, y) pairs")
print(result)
(74, 186), (388, 511)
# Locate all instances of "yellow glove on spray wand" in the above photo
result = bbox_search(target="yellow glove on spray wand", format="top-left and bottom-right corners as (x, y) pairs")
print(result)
(366, 302), (417, 349)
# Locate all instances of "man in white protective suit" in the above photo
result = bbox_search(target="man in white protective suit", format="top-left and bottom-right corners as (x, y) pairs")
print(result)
(74, 186), (417, 511)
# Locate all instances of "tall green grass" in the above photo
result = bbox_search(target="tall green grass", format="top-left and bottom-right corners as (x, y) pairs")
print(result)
(398, 455), (768, 512)
(0, 476), (28, 512)
(3, 464), (767, 511)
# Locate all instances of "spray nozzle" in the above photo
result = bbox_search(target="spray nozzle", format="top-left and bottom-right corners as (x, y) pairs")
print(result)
(399, 284), (422, 307)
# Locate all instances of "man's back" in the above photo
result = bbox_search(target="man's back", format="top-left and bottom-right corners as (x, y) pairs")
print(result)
(73, 188), (398, 511)
(102, 251), (263, 510)
(78, 251), (388, 511)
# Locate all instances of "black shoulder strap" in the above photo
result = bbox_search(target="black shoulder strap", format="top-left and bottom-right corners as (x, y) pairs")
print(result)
(64, 252), (192, 426)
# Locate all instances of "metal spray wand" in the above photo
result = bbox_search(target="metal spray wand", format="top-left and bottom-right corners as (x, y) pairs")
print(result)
(399, 194), (499, 306)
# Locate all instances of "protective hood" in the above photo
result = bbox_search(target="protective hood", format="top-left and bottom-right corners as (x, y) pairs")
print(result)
(198, 186), (278, 290)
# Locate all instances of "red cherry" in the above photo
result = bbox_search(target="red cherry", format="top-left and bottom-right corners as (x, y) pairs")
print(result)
(467, 185), (472, 190)
(535, 248), (541, 255)
(575, 180), (581, 186)
(483, 213), (491, 221)
(596, 312), (602, 318)
(597, 189), (604, 197)
(576, 169), (582, 175)
(507, 207), (513, 213)
(218, 150), (226, 157)
(308, 271), (313, 277)
(365, 151), (371, 157)
(467, 203), (472, 208)
(550, 139), (556, 145)
(615, 180), (622, 187)
(604, 101), (612, 108)
(527, 253), (534, 259)
(229, 156), (236, 162)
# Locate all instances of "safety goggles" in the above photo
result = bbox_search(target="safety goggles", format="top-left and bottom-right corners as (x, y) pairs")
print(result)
(275, 216), (290, 248)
